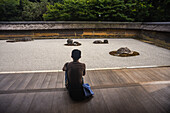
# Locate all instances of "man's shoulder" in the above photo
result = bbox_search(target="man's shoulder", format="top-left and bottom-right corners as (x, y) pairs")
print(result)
(69, 61), (85, 66)
(64, 62), (70, 66)
(79, 62), (85, 65)
(79, 62), (86, 69)
(78, 62), (86, 66)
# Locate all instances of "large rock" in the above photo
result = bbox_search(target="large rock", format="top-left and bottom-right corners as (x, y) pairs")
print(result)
(93, 40), (102, 44)
(116, 47), (132, 54)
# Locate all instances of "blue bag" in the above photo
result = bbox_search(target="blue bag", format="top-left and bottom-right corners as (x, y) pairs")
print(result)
(82, 83), (94, 97)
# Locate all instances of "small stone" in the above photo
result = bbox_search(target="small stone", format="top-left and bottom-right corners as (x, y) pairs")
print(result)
(73, 42), (78, 46)
(67, 39), (73, 44)
(104, 40), (108, 43)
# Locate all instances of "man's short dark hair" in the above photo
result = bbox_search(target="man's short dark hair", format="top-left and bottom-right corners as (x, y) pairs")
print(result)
(71, 49), (81, 61)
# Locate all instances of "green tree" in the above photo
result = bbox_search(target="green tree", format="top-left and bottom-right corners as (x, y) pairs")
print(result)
(21, 0), (48, 20)
(0, 0), (21, 21)
(1, 0), (169, 21)
(124, 0), (153, 22)
(147, 0), (170, 21)
(43, 0), (134, 21)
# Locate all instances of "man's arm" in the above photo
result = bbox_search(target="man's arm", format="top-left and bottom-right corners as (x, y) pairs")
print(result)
(83, 64), (86, 76)
(62, 62), (69, 71)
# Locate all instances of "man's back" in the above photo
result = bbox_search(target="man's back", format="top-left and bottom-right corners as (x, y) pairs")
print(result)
(67, 61), (85, 88)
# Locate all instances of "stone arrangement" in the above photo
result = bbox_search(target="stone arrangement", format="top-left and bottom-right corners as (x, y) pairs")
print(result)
(109, 47), (139, 57)
(93, 39), (108, 44)
(6, 37), (33, 42)
(64, 39), (81, 46)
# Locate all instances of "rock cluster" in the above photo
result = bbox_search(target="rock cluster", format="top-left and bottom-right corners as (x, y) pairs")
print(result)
(93, 39), (108, 44)
(65, 39), (81, 46)
(109, 47), (140, 57)
(6, 37), (33, 42)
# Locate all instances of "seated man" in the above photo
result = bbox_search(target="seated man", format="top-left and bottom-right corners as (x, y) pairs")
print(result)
(62, 49), (86, 100)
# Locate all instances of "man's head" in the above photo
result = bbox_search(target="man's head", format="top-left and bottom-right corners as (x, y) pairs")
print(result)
(71, 49), (81, 61)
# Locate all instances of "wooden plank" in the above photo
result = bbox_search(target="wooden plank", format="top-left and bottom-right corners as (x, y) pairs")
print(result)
(86, 89), (110, 113)
(122, 69), (135, 83)
(128, 85), (166, 113)
(137, 68), (158, 82)
(102, 87), (134, 113)
(156, 67), (170, 78)
(67, 95), (93, 113)
(133, 69), (153, 82)
(51, 91), (69, 113)
(129, 69), (146, 82)
(109, 70), (125, 84)
(88, 70), (101, 87)
(48, 72), (58, 88)
(56, 72), (64, 88)
(15, 93), (35, 113)
(27, 92), (54, 113)
(25, 73), (40, 89)
(142, 84), (170, 113)
(5, 93), (26, 113)
(97, 70), (113, 85)
(92, 70), (104, 85)
(52, 88), (108, 113)
(0, 94), (16, 113)
(8, 74), (27, 90)
(146, 68), (165, 81)
(84, 71), (92, 85)
(131, 69), (151, 82)
(62, 72), (65, 88)
(150, 68), (170, 80)
(0, 74), (9, 83)
(101, 86), (151, 113)
(41, 72), (52, 89)
(113, 69), (134, 84)
(16, 73), (34, 90)
(122, 69), (138, 83)
(54, 89), (109, 113)
(87, 71), (96, 86)
(158, 67), (170, 76)
(33, 72), (47, 89)
(100, 88), (121, 113)
(0, 74), (20, 90)
(141, 69), (161, 81)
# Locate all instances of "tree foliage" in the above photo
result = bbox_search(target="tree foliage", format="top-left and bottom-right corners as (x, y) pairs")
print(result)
(43, 0), (134, 21)
(21, 0), (48, 20)
(0, 0), (48, 21)
(0, 0), (169, 21)
(0, 0), (21, 21)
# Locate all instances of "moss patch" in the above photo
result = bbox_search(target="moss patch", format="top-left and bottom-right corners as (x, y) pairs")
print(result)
(109, 51), (140, 57)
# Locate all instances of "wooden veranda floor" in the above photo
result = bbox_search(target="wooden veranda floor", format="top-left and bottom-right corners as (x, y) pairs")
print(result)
(0, 67), (170, 113)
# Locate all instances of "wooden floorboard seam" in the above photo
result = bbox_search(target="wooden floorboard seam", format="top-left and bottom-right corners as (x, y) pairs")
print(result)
(0, 80), (169, 94)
